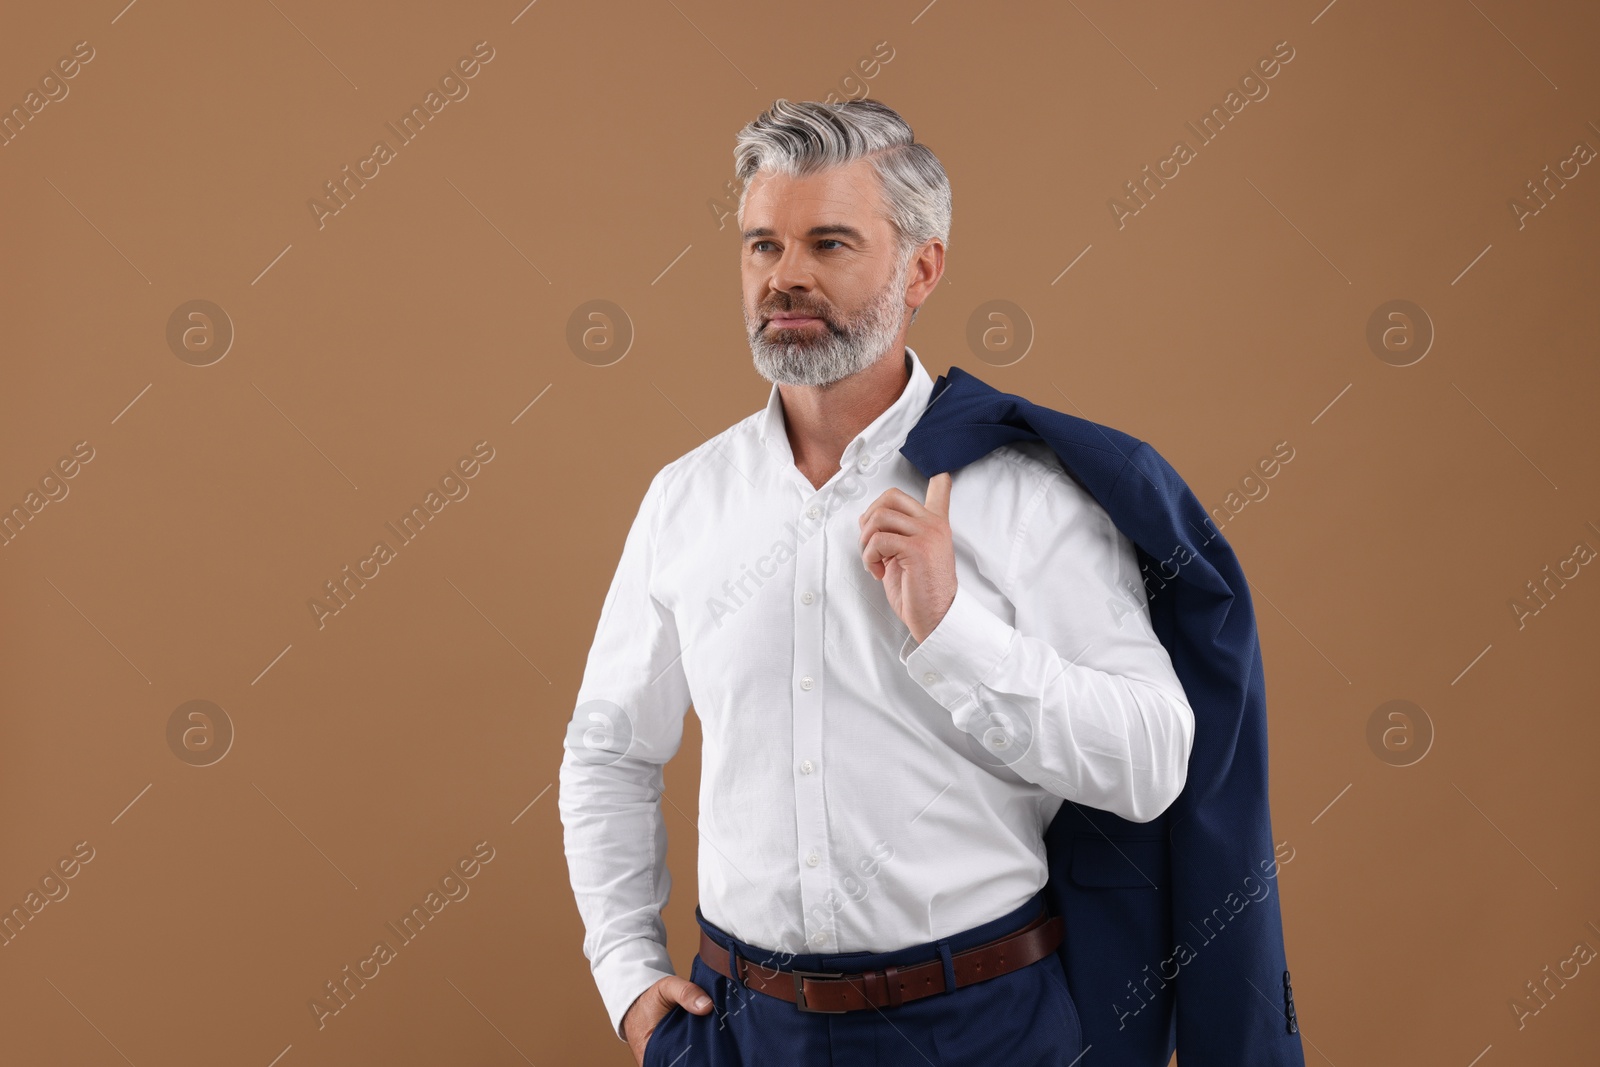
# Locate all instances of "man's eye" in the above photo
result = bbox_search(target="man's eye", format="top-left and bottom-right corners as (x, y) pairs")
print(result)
(751, 240), (845, 253)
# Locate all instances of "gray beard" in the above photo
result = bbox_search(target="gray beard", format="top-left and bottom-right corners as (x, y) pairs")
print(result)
(747, 257), (910, 387)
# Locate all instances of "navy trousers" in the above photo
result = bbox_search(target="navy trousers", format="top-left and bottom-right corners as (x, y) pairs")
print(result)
(642, 889), (1084, 1066)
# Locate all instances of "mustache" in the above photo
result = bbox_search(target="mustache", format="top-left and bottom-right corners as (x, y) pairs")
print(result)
(759, 298), (832, 320)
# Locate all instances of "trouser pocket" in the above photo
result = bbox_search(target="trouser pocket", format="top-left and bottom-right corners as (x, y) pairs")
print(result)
(1041, 954), (1084, 1057)
(642, 1002), (684, 1067)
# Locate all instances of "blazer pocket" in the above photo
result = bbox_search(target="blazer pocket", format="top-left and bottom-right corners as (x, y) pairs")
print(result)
(1068, 836), (1168, 888)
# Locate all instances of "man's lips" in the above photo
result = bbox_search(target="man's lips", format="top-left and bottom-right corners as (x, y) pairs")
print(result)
(767, 314), (824, 327)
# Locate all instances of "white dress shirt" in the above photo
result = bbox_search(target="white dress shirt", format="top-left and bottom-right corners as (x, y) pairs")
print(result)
(558, 346), (1195, 1039)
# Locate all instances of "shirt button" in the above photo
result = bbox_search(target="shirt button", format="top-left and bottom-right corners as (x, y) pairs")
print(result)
(857, 455), (870, 470)
(806, 851), (820, 867)
(810, 931), (827, 946)
(807, 505), (821, 519)
(801, 591), (814, 605)
(800, 676), (814, 691)
(923, 671), (940, 684)
(800, 759), (814, 774)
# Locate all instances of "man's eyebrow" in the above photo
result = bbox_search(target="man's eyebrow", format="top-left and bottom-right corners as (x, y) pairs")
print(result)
(741, 224), (867, 243)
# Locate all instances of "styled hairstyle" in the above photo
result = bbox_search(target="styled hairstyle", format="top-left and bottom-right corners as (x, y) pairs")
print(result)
(733, 98), (952, 264)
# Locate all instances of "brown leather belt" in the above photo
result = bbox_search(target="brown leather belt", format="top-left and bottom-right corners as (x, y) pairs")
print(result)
(696, 907), (1064, 1013)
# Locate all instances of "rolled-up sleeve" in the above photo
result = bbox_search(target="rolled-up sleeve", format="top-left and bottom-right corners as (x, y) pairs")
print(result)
(900, 462), (1195, 824)
(558, 468), (693, 1040)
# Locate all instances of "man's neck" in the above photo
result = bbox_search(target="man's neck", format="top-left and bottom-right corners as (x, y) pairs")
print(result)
(780, 347), (911, 492)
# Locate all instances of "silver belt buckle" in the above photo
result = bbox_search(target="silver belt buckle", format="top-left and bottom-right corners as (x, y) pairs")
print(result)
(791, 968), (849, 1013)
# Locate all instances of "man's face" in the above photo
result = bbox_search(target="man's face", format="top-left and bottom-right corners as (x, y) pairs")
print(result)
(740, 158), (912, 387)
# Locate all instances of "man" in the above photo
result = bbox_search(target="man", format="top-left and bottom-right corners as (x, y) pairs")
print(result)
(559, 98), (1196, 1065)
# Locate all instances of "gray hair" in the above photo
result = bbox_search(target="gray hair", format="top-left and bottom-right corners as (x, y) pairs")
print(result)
(733, 98), (952, 264)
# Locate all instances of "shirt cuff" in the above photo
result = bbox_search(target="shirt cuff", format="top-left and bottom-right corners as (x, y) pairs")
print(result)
(593, 936), (677, 1041)
(900, 582), (1016, 730)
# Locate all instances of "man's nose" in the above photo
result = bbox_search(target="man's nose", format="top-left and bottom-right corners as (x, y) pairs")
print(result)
(768, 243), (815, 292)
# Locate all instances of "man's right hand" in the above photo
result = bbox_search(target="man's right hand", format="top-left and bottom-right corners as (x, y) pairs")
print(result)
(622, 974), (714, 1065)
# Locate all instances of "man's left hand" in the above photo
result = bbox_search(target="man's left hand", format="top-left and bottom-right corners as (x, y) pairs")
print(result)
(859, 471), (957, 645)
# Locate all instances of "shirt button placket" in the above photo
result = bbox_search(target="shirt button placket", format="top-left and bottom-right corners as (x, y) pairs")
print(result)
(793, 494), (828, 949)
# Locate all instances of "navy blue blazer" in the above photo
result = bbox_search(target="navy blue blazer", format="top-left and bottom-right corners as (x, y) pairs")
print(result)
(900, 365), (1305, 1066)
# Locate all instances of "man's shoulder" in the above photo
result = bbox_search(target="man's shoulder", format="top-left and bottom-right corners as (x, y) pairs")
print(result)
(967, 438), (1096, 502)
(648, 408), (766, 499)
(960, 413), (1173, 514)
(959, 439), (1160, 571)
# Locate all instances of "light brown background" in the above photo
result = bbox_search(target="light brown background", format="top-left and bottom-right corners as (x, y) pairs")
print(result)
(3, 0), (1598, 1063)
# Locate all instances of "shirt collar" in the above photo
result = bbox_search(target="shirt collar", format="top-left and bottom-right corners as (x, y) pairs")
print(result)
(757, 346), (935, 467)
